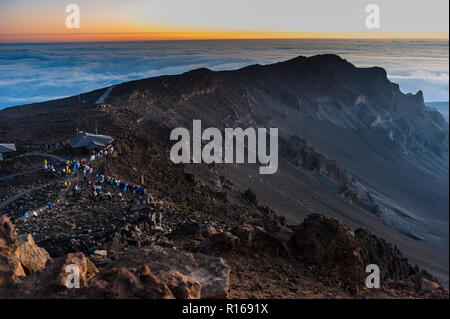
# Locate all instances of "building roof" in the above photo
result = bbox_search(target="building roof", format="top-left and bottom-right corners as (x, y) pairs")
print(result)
(0, 144), (16, 153)
(67, 132), (114, 149)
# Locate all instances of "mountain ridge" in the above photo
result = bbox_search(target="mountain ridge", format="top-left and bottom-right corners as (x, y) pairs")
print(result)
(0, 54), (448, 287)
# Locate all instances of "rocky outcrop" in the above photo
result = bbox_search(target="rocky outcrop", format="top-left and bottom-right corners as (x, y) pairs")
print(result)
(291, 214), (365, 293)
(171, 222), (203, 237)
(87, 265), (190, 299)
(1, 218), (222, 298)
(14, 234), (51, 275)
(0, 216), (17, 255)
(230, 224), (292, 257)
(420, 277), (440, 291)
(57, 252), (98, 288)
(287, 214), (446, 296)
(0, 216), (97, 295)
(355, 228), (417, 281)
(0, 216), (50, 285)
(164, 270), (202, 299)
(8, 252), (98, 297)
(199, 231), (241, 254)
(280, 136), (352, 186)
(0, 254), (25, 286)
(95, 245), (230, 299)
(280, 135), (387, 218)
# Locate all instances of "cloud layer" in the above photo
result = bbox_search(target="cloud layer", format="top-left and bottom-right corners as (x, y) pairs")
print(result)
(0, 39), (448, 110)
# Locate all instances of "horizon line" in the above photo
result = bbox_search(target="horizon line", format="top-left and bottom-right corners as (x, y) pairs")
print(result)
(1, 37), (449, 45)
(0, 31), (448, 44)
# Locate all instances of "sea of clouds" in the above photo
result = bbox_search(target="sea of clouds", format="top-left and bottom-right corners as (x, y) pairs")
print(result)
(0, 39), (448, 110)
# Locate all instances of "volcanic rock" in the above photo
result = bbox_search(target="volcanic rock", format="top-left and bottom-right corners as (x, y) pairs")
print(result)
(7, 251), (97, 297)
(292, 214), (364, 293)
(87, 265), (175, 299)
(171, 222), (202, 237)
(0, 216), (51, 285)
(57, 252), (99, 288)
(0, 254), (26, 285)
(163, 270), (202, 299)
(199, 232), (240, 254)
(355, 228), (416, 281)
(0, 216), (17, 255)
(14, 234), (51, 274)
(98, 245), (230, 299)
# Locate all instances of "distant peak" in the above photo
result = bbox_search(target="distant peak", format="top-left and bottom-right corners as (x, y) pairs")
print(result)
(309, 54), (347, 62)
(184, 68), (213, 76)
(286, 54), (347, 65)
(415, 90), (425, 107)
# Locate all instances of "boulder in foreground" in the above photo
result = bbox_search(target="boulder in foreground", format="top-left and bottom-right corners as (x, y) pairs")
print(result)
(96, 245), (230, 299)
(0, 216), (50, 285)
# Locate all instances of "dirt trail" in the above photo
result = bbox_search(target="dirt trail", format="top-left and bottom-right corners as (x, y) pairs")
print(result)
(95, 85), (116, 104)
(23, 151), (68, 162)
(0, 167), (44, 181)
(0, 182), (57, 210)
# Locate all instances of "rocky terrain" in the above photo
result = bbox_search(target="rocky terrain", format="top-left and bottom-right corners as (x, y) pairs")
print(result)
(0, 195), (447, 298)
(0, 190), (448, 298)
(0, 136), (447, 298)
(0, 54), (448, 298)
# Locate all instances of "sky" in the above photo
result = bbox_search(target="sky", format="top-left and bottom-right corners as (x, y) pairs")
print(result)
(0, 0), (448, 42)
(0, 1), (447, 109)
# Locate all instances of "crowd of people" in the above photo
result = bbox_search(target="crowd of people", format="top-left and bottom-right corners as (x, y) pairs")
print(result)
(82, 173), (149, 203)
(8, 142), (165, 230)
(58, 144), (151, 203)
(16, 144), (151, 222)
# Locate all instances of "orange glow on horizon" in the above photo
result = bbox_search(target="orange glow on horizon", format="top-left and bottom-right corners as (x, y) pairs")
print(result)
(0, 31), (448, 43)
(1, 1), (447, 43)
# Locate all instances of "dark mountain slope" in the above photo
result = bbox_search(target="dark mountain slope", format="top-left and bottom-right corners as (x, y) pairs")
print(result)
(0, 54), (448, 286)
